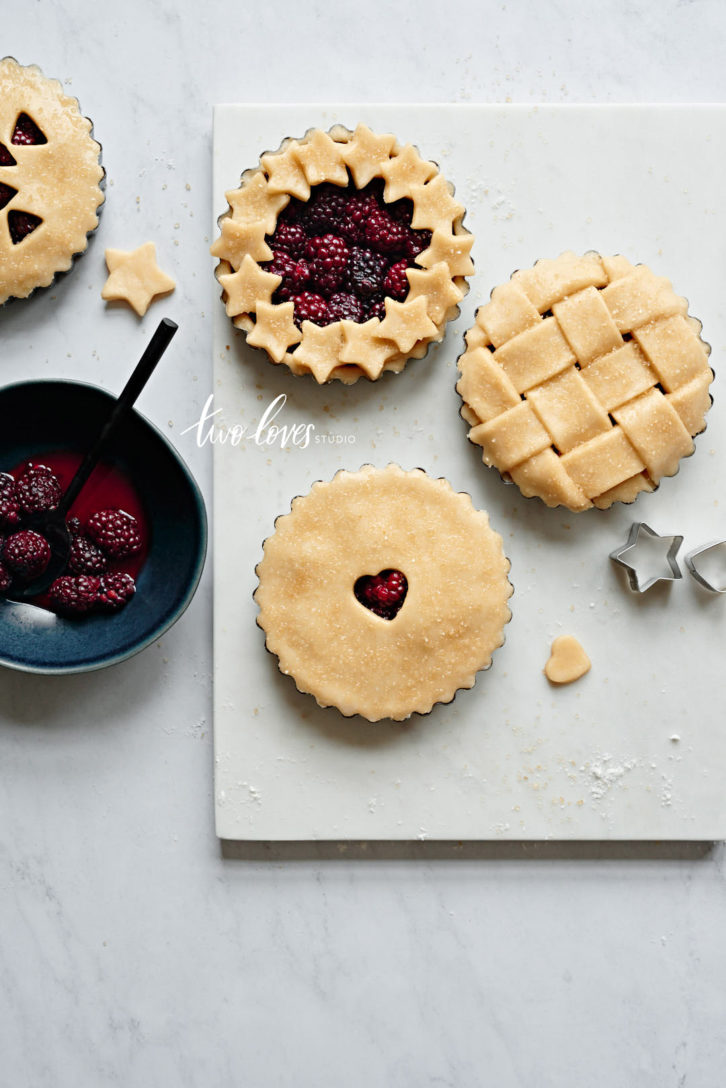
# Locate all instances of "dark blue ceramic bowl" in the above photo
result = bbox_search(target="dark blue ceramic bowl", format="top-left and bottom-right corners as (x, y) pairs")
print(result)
(0, 380), (207, 674)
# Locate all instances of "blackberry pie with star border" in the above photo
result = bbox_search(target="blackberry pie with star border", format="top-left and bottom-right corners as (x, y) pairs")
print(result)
(0, 57), (105, 304)
(212, 124), (474, 384)
(254, 465), (512, 721)
(457, 251), (713, 511)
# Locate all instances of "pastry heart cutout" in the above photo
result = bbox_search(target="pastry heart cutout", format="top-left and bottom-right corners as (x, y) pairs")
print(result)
(545, 634), (590, 685)
(354, 568), (408, 621)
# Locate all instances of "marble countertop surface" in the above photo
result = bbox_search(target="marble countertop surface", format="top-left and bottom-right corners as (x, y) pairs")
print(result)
(1, 1), (725, 1085)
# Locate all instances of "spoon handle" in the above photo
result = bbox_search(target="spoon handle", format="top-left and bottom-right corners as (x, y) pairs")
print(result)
(59, 318), (178, 515)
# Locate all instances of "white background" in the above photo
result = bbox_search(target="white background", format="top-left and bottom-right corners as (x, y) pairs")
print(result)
(1, 2), (725, 1085)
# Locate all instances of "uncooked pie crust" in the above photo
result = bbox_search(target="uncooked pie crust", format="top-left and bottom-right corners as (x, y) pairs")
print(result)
(457, 252), (713, 511)
(255, 465), (512, 721)
(212, 124), (474, 384)
(0, 57), (105, 304)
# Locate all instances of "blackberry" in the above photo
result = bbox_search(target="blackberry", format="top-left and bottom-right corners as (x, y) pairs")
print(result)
(86, 509), (143, 559)
(383, 259), (410, 302)
(49, 575), (101, 616)
(0, 473), (20, 528)
(16, 464), (62, 514)
(303, 184), (347, 234)
(97, 573), (136, 612)
(3, 530), (51, 579)
(69, 532), (109, 575)
(292, 292), (331, 329)
(268, 249), (310, 300)
(327, 292), (366, 323)
(271, 220), (307, 259)
(344, 247), (387, 300)
(304, 234), (349, 295)
(363, 206), (408, 256)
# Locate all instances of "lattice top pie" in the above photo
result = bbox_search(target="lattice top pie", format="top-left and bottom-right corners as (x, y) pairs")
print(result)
(457, 252), (713, 511)
(212, 124), (473, 384)
(0, 57), (105, 304)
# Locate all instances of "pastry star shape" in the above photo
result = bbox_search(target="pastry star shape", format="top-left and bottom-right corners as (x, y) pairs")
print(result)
(291, 128), (348, 187)
(226, 173), (288, 233)
(246, 300), (302, 362)
(342, 124), (396, 188)
(339, 319), (397, 380)
(380, 143), (436, 203)
(418, 228), (475, 278)
(377, 297), (438, 355)
(294, 322), (346, 383)
(218, 254), (281, 316)
(406, 262), (463, 323)
(209, 217), (272, 268)
(410, 175), (465, 231)
(609, 522), (683, 593)
(101, 242), (175, 316)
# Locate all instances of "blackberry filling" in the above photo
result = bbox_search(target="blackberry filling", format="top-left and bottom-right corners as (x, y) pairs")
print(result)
(263, 178), (431, 329)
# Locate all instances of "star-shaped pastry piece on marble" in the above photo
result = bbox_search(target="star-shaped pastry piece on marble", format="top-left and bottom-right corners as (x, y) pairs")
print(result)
(339, 319), (398, 380)
(342, 124), (396, 188)
(226, 174), (288, 233)
(417, 228), (475, 278)
(101, 243), (175, 317)
(406, 262), (464, 323)
(292, 129), (348, 187)
(410, 175), (464, 231)
(380, 143), (436, 203)
(610, 522), (683, 593)
(218, 254), (281, 317)
(246, 300), (302, 362)
(294, 322), (346, 384)
(209, 217), (272, 268)
(377, 296), (438, 355)
(260, 147), (311, 200)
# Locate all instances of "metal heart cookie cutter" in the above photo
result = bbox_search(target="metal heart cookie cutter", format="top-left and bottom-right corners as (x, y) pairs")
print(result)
(684, 540), (726, 594)
(610, 522), (683, 593)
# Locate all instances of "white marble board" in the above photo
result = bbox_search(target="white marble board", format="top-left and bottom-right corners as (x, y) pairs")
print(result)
(213, 104), (726, 841)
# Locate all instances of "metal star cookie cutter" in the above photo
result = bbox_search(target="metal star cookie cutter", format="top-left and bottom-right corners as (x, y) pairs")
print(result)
(685, 540), (726, 594)
(610, 522), (683, 593)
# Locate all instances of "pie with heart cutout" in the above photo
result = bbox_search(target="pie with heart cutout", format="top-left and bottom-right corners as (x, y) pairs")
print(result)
(212, 124), (474, 384)
(0, 57), (105, 304)
(254, 465), (512, 721)
(457, 251), (713, 511)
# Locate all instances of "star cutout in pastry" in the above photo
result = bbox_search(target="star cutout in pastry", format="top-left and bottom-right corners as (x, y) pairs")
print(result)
(376, 297), (438, 355)
(292, 129), (348, 187)
(226, 173), (288, 233)
(218, 254), (281, 317)
(610, 522), (683, 593)
(342, 124), (396, 188)
(294, 321), (346, 384)
(410, 175), (465, 231)
(260, 147), (311, 200)
(380, 143), (436, 203)
(406, 261), (464, 324)
(246, 300), (302, 362)
(417, 228), (475, 278)
(209, 217), (272, 268)
(339, 319), (397, 380)
(101, 243), (175, 317)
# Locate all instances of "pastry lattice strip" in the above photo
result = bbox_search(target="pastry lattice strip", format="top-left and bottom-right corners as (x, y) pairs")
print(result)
(458, 252), (712, 510)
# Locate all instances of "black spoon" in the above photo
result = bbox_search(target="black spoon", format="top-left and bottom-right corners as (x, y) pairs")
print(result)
(3, 318), (178, 602)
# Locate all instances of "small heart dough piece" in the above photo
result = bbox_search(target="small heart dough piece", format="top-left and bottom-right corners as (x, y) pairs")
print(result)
(545, 635), (591, 685)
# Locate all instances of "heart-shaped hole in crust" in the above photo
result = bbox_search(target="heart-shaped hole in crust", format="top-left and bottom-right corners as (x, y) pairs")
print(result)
(354, 568), (408, 621)
(11, 113), (47, 147)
